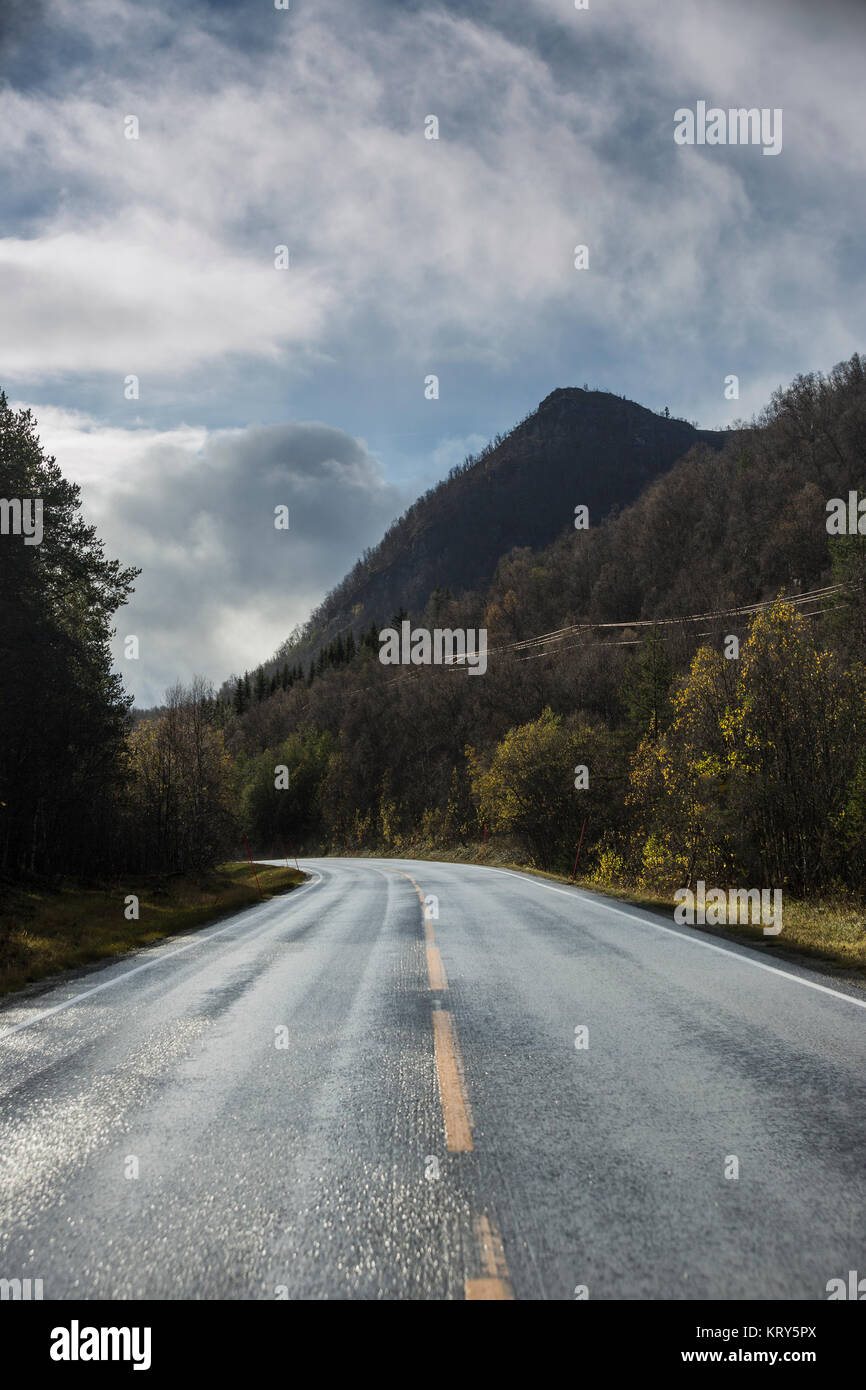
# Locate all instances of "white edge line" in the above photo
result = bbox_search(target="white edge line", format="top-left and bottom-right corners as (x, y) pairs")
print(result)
(486, 867), (866, 1012)
(0, 871), (323, 1042)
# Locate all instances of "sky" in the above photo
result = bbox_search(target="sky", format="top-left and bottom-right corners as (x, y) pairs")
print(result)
(1, 0), (864, 706)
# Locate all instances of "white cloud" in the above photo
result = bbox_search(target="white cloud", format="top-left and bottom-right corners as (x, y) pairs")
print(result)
(0, 213), (333, 377)
(3, 0), (860, 392)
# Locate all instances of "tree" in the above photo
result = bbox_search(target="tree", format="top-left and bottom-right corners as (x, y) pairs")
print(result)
(126, 678), (236, 872)
(628, 603), (861, 895)
(0, 393), (138, 877)
(238, 727), (334, 848)
(472, 708), (617, 870)
(627, 646), (736, 890)
(620, 629), (673, 740)
(722, 601), (860, 893)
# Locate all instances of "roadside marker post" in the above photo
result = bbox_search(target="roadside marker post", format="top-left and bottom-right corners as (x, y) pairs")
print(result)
(571, 818), (588, 882)
(242, 834), (263, 897)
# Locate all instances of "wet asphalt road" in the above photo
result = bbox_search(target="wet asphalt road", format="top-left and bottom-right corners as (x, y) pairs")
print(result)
(0, 857), (864, 1300)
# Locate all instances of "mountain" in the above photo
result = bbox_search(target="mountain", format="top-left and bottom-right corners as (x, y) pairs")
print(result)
(265, 388), (726, 675)
(222, 354), (866, 897)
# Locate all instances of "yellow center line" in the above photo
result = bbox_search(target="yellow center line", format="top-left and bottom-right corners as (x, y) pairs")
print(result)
(465, 1215), (514, 1300)
(426, 943), (448, 990)
(432, 1010), (474, 1152)
(400, 868), (513, 1295)
(465, 1278), (510, 1300)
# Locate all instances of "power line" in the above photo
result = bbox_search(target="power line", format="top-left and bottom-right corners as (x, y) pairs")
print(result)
(379, 584), (846, 686)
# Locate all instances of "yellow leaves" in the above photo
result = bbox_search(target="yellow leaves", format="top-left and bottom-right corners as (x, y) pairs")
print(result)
(502, 588), (520, 619)
(484, 600), (505, 632)
(589, 846), (626, 886)
(626, 595), (859, 891)
(692, 751), (724, 780)
(638, 833), (689, 892)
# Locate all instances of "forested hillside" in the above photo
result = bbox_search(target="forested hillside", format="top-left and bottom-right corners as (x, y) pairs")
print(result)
(247, 388), (725, 683)
(223, 354), (866, 899)
(3, 356), (866, 912)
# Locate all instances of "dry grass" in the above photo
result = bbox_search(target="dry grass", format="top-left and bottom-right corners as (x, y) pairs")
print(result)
(554, 878), (866, 975)
(0, 862), (305, 996)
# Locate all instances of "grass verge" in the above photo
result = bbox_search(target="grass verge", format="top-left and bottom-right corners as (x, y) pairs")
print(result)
(0, 862), (305, 997)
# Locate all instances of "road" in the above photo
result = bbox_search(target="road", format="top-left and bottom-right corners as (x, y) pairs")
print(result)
(0, 857), (864, 1300)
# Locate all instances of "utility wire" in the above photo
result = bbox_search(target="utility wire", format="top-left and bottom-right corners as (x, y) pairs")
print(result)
(379, 584), (846, 687)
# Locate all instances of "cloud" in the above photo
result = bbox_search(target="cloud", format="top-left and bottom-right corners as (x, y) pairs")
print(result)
(4, 0), (866, 702)
(430, 433), (489, 477)
(29, 405), (408, 706)
(0, 215), (333, 377)
(0, 0), (46, 56)
(1, 0), (860, 401)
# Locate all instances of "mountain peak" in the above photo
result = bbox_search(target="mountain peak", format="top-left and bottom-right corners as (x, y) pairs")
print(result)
(265, 386), (725, 674)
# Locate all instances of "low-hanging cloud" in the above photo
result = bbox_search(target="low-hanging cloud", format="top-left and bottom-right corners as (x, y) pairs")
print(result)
(31, 407), (408, 707)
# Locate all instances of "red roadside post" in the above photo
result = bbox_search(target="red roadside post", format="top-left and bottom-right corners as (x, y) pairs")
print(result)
(279, 838), (290, 869)
(287, 838), (300, 872)
(571, 818), (588, 882)
(242, 834), (263, 897)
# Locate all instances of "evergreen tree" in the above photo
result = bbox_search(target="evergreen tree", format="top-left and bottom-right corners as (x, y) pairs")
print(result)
(0, 393), (139, 876)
